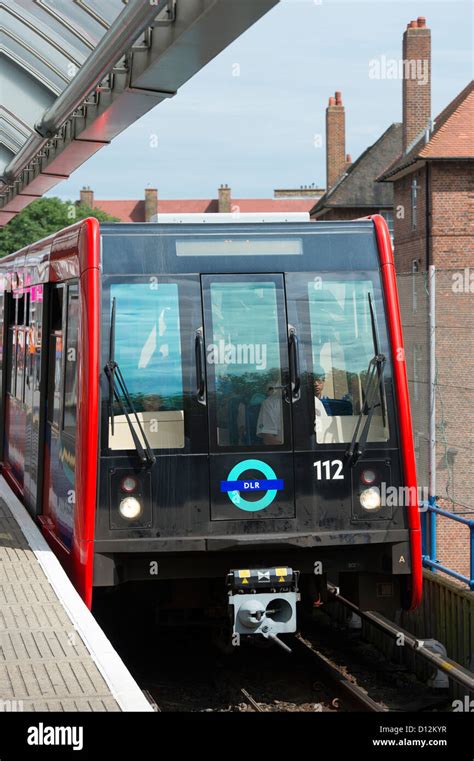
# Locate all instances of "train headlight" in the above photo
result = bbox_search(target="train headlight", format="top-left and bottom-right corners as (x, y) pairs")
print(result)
(119, 497), (142, 520)
(361, 469), (376, 485)
(120, 475), (138, 493)
(359, 487), (381, 511)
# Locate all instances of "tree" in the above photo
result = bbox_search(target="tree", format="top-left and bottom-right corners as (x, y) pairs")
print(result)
(0, 197), (120, 258)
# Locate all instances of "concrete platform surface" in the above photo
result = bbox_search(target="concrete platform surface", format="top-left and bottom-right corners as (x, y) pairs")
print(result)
(0, 477), (153, 712)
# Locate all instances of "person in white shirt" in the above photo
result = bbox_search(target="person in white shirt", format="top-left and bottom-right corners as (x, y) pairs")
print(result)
(313, 367), (337, 443)
(256, 373), (284, 445)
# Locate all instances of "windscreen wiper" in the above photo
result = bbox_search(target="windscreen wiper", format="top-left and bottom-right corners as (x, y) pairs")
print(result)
(105, 298), (156, 468)
(345, 293), (386, 465)
(368, 291), (387, 428)
(345, 353), (386, 465)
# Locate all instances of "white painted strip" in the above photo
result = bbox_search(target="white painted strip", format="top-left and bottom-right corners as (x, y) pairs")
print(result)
(0, 476), (153, 712)
(152, 212), (311, 223)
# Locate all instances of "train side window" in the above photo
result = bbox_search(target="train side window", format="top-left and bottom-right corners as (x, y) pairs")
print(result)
(6, 295), (16, 396)
(16, 325), (26, 402)
(27, 287), (43, 395)
(13, 294), (25, 401)
(7, 328), (17, 396)
(16, 292), (24, 325)
(63, 284), (79, 436)
(46, 286), (64, 428)
(18, 292), (30, 403)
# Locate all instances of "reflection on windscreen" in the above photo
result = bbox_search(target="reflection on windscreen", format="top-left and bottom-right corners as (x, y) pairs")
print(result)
(208, 282), (284, 448)
(308, 278), (389, 444)
(109, 283), (184, 449)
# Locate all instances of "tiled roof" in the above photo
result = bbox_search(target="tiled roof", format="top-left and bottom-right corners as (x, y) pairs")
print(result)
(93, 197), (316, 222)
(378, 80), (474, 181)
(310, 123), (401, 217)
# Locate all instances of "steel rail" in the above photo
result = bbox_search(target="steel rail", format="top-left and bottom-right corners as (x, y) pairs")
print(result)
(327, 584), (474, 693)
(293, 634), (388, 712)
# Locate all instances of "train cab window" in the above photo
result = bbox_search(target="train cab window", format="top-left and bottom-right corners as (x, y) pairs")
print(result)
(205, 280), (288, 449)
(47, 286), (64, 428)
(109, 282), (185, 449)
(63, 285), (79, 436)
(306, 277), (390, 445)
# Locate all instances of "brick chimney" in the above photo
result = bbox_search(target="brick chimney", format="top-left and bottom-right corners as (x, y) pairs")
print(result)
(144, 187), (158, 222)
(218, 184), (231, 213)
(402, 16), (431, 151)
(80, 186), (94, 207)
(326, 91), (346, 190)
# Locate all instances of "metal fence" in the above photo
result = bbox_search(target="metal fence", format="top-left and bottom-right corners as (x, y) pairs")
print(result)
(397, 268), (474, 580)
(421, 501), (474, 590)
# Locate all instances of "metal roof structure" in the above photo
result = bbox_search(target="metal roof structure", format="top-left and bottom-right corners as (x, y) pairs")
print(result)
(0, 0), (278, 226)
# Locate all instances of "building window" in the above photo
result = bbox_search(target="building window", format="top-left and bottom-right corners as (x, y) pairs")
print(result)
(411, 179), (418, 230)
(380, 210), (394, 243)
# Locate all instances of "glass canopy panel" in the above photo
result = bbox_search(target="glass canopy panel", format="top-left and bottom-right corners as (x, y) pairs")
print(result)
(0, 0), (126, 169)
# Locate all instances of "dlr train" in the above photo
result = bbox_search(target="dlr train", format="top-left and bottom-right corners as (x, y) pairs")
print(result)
(0, 213), (421, 647)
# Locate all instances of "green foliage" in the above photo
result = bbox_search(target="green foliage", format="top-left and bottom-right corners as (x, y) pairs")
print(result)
(0, 197), (119, 258)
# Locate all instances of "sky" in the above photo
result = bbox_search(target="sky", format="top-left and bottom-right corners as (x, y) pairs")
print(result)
(50, 0), (473, 202)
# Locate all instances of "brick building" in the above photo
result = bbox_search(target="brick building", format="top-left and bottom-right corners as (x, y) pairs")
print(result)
(378, 17), (474, 581)
(78, 184), (317, 222)
(310, 92), (400, 225)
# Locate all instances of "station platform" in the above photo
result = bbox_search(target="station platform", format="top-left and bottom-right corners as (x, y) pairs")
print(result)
(0, 477), (153, 712)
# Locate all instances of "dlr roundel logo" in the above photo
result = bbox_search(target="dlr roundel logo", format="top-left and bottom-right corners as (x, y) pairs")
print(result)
(220, 459), (284, 511)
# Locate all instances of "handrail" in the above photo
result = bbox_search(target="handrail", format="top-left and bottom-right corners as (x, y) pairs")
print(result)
(420, 500), (474, 590)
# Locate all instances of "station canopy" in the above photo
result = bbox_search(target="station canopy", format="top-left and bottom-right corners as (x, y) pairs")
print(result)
(0, 0), (278, 225)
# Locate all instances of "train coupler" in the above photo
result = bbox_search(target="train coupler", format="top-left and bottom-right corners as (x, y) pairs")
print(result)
(227, 567), (300, 653)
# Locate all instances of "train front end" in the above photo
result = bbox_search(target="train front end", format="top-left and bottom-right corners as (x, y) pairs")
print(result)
(94, 216), (421, 643)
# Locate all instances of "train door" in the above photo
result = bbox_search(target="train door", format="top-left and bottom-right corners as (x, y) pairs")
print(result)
(41, 283), (79, 553)
(23, 285), (44, 515)
(3, 289), (28, 491)
(201, 274), (295, 521)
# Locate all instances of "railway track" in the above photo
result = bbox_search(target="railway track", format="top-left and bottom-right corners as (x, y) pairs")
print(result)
(235, 634), (388, 713)
(95, 594), (444, 713)
(292, 633), (388, 712)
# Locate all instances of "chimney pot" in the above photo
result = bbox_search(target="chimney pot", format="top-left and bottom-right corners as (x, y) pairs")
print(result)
(335, 91), (342, 105)
(328, 96), (335, 106)
(346, 153), (352, 163)
(417, 16), (426, 27)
